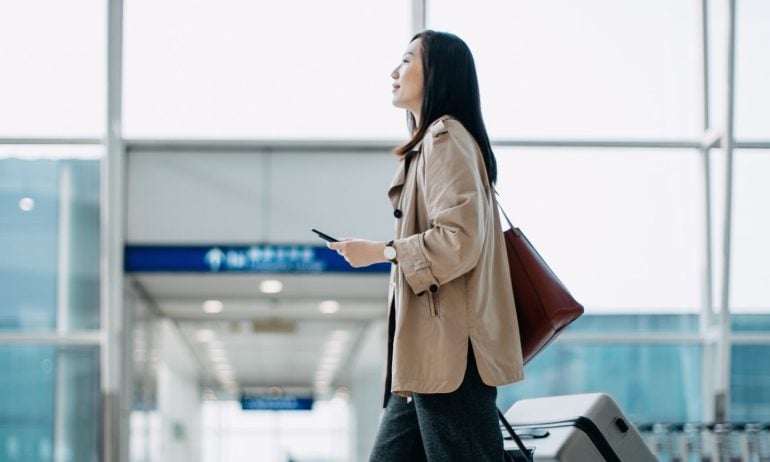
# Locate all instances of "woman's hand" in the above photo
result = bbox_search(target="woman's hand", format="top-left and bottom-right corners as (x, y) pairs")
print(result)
(327, 239), (387, 268)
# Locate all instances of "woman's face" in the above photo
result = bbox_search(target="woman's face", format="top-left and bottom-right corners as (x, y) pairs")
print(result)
(391, 38), (424, 116)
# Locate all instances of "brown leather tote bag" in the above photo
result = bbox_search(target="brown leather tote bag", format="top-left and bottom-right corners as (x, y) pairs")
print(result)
(494, 193), (585, 462)
(495, 193), (584, 365)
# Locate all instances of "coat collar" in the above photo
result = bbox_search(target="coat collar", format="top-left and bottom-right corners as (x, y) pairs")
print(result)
(387, 141), (421, 207)
(386, 115), (451, 205)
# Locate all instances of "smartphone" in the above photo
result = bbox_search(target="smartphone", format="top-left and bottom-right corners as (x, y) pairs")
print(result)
(311, 228), (339, 243)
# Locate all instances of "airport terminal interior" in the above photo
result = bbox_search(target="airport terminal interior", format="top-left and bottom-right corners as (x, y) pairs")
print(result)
(1, 0), (769, 461)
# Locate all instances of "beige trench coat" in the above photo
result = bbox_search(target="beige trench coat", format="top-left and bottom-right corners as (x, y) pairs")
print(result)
(387, 115), (525, 397)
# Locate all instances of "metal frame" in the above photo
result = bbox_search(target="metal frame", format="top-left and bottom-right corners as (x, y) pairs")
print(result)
(101, 0), (128, 460)
(715, 0), (738, 421)
(3, 138), (769, 150)
(699, 0), (717, 422)
(0, 332), (103, 346)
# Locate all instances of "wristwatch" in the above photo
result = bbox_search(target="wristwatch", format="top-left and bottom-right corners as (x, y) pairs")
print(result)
(384, 240), (398, 263)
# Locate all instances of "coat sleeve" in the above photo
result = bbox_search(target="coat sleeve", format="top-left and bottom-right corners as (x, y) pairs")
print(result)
(392, 126), (489, 295)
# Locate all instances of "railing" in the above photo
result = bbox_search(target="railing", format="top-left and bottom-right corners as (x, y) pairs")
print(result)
(638, 422), (770, 462)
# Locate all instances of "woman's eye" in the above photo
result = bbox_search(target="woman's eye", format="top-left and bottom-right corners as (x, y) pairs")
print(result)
(402, 59), (409, 64)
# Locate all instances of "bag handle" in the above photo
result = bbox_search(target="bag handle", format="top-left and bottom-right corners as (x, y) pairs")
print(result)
(499, 408), (534, 462)
(493, 189), (521, 237)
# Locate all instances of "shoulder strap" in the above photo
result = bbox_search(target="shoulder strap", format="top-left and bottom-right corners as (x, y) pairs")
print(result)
(493, 188), (516, 230)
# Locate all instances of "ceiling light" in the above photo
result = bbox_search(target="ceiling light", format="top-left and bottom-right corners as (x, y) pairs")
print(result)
(331, 387), (350, 403)
(329, 330), (351, 342)
(317, 363), (337, 373)
(209, 354), (228, 363)
(323, 342), (346, 355)
(208, 340), (224, 350)
(320, 355), (341, 366)
(202, 300), (224, 314)
(18, 197), (34, 212)
(260, 280), (284, 294)
(318, 300), (340, 314)
(196, 329), (216, 342)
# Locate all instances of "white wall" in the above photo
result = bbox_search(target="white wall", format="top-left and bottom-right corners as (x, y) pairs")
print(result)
(202, 399), (350, 462)
(346, 320), (387, 462)
(157, 319), (202, 462)
(127, 151), (398, 244)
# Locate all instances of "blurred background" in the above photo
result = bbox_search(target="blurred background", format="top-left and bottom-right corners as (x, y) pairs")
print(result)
(1, 0), (769, 461)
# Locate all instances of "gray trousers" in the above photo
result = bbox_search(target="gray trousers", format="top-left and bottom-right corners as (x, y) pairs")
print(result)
(369, 346), (505, 462)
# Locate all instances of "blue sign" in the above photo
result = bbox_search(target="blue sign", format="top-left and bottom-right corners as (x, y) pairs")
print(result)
(124, 244), (390, 273)
(240, 395), (314, 411)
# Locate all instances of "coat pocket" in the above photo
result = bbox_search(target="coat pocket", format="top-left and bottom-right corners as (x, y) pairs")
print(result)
(428, 291), (440, 317)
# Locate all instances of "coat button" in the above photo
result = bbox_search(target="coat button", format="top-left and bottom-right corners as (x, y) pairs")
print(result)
(429, 284), (438, 293)
(393, 209), (403, 219)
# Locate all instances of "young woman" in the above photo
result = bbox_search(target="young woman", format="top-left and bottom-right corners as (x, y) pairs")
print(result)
(328, 30), (524, 461)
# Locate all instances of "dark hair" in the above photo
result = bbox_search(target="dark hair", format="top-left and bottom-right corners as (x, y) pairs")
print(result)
(394, 30), (497, 185)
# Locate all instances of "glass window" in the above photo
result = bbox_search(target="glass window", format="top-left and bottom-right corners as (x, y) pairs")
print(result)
(731, 345), (770, 421)
(707, 0), (728, 134)
(735, 0), (770, 139)
(497, 342), (703, 423)
(495, 148), (704, 312)
(733, 314), (770, 332)
(0, 156), (101, 332)
(427, 0), (701, 139)
(568, 314), (699, 334)
(0, 0), (105, 137)
(0, 345), (100, 462)
(124, 0), (411, 139)
(731, 151), (770, 311)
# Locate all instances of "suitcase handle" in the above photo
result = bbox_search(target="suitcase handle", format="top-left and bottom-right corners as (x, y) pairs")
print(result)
(501, 426), (550, 439)
(499, 408), (534, 462)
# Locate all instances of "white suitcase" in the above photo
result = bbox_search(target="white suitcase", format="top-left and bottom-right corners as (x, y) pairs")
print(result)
(501, 393), (658, 462)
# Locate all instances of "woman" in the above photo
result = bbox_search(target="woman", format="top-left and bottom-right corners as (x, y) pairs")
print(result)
(328, 30), (524, 461)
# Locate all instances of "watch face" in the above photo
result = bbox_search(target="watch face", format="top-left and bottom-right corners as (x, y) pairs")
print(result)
(384, 246), (397, 260)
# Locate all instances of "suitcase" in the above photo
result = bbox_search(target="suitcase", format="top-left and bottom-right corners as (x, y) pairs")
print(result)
(501, 393), (658, 462)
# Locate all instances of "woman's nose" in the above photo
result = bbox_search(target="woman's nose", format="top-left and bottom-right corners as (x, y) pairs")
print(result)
(390, 67), (399, 79)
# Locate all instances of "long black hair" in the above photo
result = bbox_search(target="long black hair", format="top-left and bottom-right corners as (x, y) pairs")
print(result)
(395, 30), (497, 185)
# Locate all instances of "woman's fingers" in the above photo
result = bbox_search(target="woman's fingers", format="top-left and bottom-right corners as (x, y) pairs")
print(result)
(327, 240), (348, 257)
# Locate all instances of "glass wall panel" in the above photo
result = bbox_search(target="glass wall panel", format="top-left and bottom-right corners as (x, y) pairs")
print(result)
(124, 0), (411, 139)
(0, 0), (105, 137)
(0, 157), (101, 332)
(733, 315), (770, 332)
(731, 345), (770, 421)
(0, 345), (100, 462)
(735, 0), (770, 140)
(495, 148), (704, 313)
(731, 151), (770, 312)
(497, 342), (703, 423)
(427, 0), (701, 139)
(568, 314), (699, 334)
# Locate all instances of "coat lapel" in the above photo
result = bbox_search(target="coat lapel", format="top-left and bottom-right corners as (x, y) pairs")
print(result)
(387, 142), (422, 209)
(387, 158), (407, 209)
